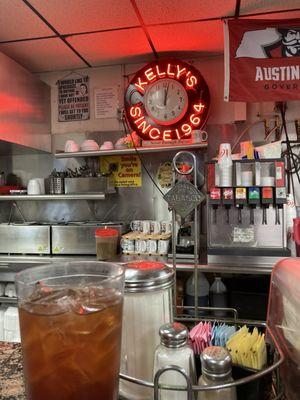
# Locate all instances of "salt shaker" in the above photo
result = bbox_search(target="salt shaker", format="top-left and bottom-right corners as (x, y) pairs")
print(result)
(153, 322), (196, 400)
(198, 346), (237, 400)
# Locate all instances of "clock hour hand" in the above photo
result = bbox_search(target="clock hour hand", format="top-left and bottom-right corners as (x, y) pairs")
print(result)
(163, 83), (169, 106)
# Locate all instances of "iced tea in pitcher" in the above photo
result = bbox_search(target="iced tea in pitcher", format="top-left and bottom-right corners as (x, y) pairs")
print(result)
(16, 262), (125, 400)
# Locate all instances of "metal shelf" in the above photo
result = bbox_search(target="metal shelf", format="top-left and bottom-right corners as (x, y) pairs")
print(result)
(0, 194), (106, 201)
(0, 296), (17, 303)
(54, 143), (207, 158)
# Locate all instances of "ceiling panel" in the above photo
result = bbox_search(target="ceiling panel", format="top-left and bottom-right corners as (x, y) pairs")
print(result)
(0, 38), (86, 72)
(29, 0), (140, 34)
(240, 0), (300, 16)
(245, 10), (300, 20)
(136, 0), (236, 25)
(67, 28), (153, 66)
(0, 0), (53, 42)
(148, 21), (223, 55)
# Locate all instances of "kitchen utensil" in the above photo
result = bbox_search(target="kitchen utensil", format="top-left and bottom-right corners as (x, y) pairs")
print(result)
(49, 177), (65, 194)
(100, 141), (114, 150)
(27, 179), (41, 195)
(198, 346), (237, 400)
(135, 239), (147, 253)
(120, 237), (135, 254)
(150, 220), (161, 234)
(141, 220), (151, 234)
(64, 140), (79, 153)
(153, 322), (196, 400)
(95, 228), (119, 260)
(161, 220), (172, 234)
(120, 261), (174, 400)
(80, 140), (100, 151)
(130, 220), (142, 232)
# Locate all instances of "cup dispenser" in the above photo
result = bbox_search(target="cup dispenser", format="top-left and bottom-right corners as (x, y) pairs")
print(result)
(206, 159), (290, 257)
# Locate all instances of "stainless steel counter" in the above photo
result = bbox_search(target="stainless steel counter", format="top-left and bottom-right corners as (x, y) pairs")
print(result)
(0, 253), (275, 283)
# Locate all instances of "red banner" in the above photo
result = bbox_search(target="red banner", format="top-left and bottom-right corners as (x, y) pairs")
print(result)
(224, 18), (300, 102)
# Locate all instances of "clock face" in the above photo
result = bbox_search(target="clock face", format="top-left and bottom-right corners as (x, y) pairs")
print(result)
(144, 78), (188, 126)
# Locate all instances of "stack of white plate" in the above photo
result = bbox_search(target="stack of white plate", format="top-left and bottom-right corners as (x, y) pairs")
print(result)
(80, 140), (100, 151)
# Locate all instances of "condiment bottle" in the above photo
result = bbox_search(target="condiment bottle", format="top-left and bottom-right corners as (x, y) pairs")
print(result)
(198, 346), (237, 400)
(153, 322), (196, 400)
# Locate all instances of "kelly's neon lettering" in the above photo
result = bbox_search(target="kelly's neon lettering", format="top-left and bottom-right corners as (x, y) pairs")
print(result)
(144, 68), (156, 82)
(156, 65), (166, 78)
(186, 75), (197, 88)
(176, 65), (187, 79)
(135, 77), (148, 92)
(167, 63), (175, 77)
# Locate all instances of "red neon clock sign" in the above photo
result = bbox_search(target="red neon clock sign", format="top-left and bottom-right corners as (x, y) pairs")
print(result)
(124, 59), (210, 142)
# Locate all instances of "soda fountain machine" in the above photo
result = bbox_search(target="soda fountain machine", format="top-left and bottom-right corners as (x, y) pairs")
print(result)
(206, 158), (290, 264)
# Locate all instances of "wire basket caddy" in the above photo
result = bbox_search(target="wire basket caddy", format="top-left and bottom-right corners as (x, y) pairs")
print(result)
(119, 307), (285, 400)
(119, 151), (285, 399)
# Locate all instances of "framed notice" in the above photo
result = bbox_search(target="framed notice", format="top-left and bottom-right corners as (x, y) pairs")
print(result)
(94, 87), (119, 119)
(58, 75), (90, 122)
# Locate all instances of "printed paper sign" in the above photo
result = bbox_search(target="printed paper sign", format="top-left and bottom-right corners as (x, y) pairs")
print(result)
(100, 155), (142, 187)
(95, 87), (119, 119)
(58, 75), (89, 121)
(224, 18), (300, 101)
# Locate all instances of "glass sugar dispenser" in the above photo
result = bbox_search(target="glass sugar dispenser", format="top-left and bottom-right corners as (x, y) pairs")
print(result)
(198, 346), (237, 400)
(153, 322), (196, 400)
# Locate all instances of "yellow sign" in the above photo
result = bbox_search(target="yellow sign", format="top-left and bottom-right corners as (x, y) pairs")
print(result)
(100, 155), (142, 187)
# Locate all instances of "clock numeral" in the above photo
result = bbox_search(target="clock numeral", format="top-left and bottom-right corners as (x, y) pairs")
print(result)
(179, 97), (183, 102)
(151, 106), (155, 111)
(164, 114), (168, 119)
(172, 111), (175, 116)
(177, 90), (180, 95)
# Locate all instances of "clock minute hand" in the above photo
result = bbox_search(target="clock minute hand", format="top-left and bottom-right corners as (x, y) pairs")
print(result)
(163, 83), (170, 106)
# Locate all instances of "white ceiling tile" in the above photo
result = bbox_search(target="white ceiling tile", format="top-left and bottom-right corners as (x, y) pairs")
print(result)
(240, 0), (300, 16)
(29, 0), (140, 34)
(136, 0), (236, 24)
(0, 0), (53, 41)
(0, 38), (86, 72)
(148, 21), (223, 55)
(67, 28), (153, 66)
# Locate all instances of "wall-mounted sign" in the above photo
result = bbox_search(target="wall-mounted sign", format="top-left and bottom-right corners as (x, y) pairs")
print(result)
(224, 18), (300, 102)
(58, 75), (89, 121)
(100, 155), (142, 187)
(94, 86), (119, 119)
(125, 59), (210, 141)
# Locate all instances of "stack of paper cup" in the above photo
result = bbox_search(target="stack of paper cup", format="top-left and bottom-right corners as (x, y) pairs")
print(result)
(218, 143), (233, 187)
(286, 193), (297, 257)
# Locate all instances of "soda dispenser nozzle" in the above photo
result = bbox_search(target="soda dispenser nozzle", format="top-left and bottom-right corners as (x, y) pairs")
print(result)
(210, 188), (221, 224)
(222, 188), (234, 224)
(235, 188), (247, 224)
(248, 187), (260, 225)
(261, 187), (273, 225)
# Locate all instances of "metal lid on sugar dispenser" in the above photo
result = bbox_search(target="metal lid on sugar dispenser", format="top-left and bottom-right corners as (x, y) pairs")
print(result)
(124, 261), (174, 293)
(159, 322), (189, 348)
(201, 346), (232, 379)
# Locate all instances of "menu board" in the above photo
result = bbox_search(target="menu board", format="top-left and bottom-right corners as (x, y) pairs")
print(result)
(58, 75), (90, 122)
